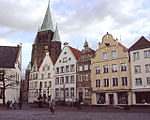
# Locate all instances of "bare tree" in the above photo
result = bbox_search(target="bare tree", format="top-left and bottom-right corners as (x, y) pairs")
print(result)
(0, 69), (19, 106)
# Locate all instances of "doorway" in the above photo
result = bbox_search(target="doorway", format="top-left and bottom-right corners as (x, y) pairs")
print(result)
(109, 94), (114, 105)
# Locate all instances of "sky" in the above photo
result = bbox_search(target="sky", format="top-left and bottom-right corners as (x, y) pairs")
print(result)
(0, 0), (150, 75)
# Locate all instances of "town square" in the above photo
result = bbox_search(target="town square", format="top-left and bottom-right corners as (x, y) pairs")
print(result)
(0, 0), (150, 120)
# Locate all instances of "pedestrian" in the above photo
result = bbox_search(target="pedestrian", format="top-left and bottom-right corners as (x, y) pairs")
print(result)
(19, 100), (22, 109)
(6, 100), (10, 109)
(9, 101), (13, 110)
(13, 100), (17, 110)
(49, 99), (55, 114)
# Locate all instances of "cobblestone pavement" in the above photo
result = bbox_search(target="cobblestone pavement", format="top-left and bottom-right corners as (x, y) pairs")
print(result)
(0, 105), (150, 120)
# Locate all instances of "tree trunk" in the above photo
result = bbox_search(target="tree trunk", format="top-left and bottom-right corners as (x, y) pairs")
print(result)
(2, 71), (5, 106)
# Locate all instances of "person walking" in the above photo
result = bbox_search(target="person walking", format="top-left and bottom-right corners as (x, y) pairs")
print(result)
(6, 100), (10, 109)
(9, 101), (13, 110)
(13, 100), (17, 110)
(49, 99), (55, 114)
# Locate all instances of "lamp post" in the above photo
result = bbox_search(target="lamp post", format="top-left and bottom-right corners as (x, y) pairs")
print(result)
(47, 87), (50, 102)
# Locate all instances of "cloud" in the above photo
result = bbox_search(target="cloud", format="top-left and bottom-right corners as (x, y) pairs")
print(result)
(0, 0), (150, 71)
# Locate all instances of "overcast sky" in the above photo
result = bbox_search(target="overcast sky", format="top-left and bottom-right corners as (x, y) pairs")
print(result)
(0, 0), (150, 74)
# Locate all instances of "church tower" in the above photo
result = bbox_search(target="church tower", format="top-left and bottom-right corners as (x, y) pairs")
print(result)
(31, 2), (61, 66)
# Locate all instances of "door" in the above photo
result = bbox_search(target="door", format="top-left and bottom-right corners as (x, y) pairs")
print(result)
(109, 94), (114, 105)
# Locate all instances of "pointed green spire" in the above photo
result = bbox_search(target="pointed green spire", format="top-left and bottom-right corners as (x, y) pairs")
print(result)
(40, 1), (54, 32)
(52, 23), (61, 42)
(26, 62), (31, 70)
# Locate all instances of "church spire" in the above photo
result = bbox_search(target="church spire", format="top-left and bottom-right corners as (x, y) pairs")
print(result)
(52, 23), (61, 42)
(40, 1), (54, 32)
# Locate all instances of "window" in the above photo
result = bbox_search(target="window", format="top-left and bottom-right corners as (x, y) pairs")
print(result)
(65, 88), (69, 98)
(84, 65), (88, 70)
(84, 56), (88, 61)
(47, 66), (50, 70)
(145, 64), (150, 73)
(70, 65), (75, 72)
(121, 77), (128, 86)
(120, 63), (127, 71)
(40, 82), (42, 88)
(60, 66), (64, 73)
(134, 65), (141, 74)
(70, 75), (74, 83)
(60, 77), (64, 84)
(0, 89), (3, 99)
(112, 78), (118, 86)
(85, 88), (89, 97)
(56, 67), (59, 74)
(84, 75), (88, 81)
(112, 64), (117, 73)
(48, 73), (50, 78)
(55, 88), (59, 97)
(133, 52), (140, 61)
(63, 57), (67, 63)
(103, 52), (107, 60)
(95, 66), (100, 74)
(36, 73), (38, 79)
(55, 77), (59, 85)
(147, 77), (150, 85)
(111, 51), (117, 59)
(71, 87), (74, 98)
(44, 82), (47, 88)
(95, 79), (100, 87)
(144, 50), (150, 58)
(35, 81), (37, 88)
(49, 81), (51, 87)
(103, 65), (108, 73)
(66, 66), (69, 72)
(79, 66), (83, 71)
(41, 74), (44, 79)
(65, 76), (69, 83)
(135, 78), (142, 86)
(103, 79), (109, 87)
(79, 75), (82, 82)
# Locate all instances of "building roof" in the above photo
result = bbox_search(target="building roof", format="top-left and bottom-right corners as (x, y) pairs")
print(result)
(68, 46), (81, 60)
(129, 36), (150, 51)
(39, 3), (54, 32)
(0, 46), (19, 68)
(51, 56), (57, 64)
(52, 24), (61, 42)
(118, 42), (128, 52)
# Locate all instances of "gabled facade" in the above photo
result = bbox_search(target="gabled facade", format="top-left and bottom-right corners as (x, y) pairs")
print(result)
(0, 45), (22, 104)
(91, 33), (132, 105)
(28, 52), (55, 103)
(76, 41), (95, 104)
(129, 36), (150, 105)
(54, 43), (81, 102)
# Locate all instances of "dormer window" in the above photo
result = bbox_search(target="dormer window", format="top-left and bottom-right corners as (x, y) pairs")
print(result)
(105, 43), (110, 46)
(63, 57), (67, 63)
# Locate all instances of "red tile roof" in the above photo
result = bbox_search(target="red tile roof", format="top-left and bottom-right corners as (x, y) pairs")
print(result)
(68, 46), (81, 60)
(118, 42), (128, 52)
(51, 57), (57, 64)
(129, 36), (150, 51)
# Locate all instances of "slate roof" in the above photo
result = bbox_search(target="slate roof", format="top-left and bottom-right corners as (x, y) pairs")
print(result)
(0, 46), (19, 68)
(129, 36), (150, 51)
(68, 46), (81, 60)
